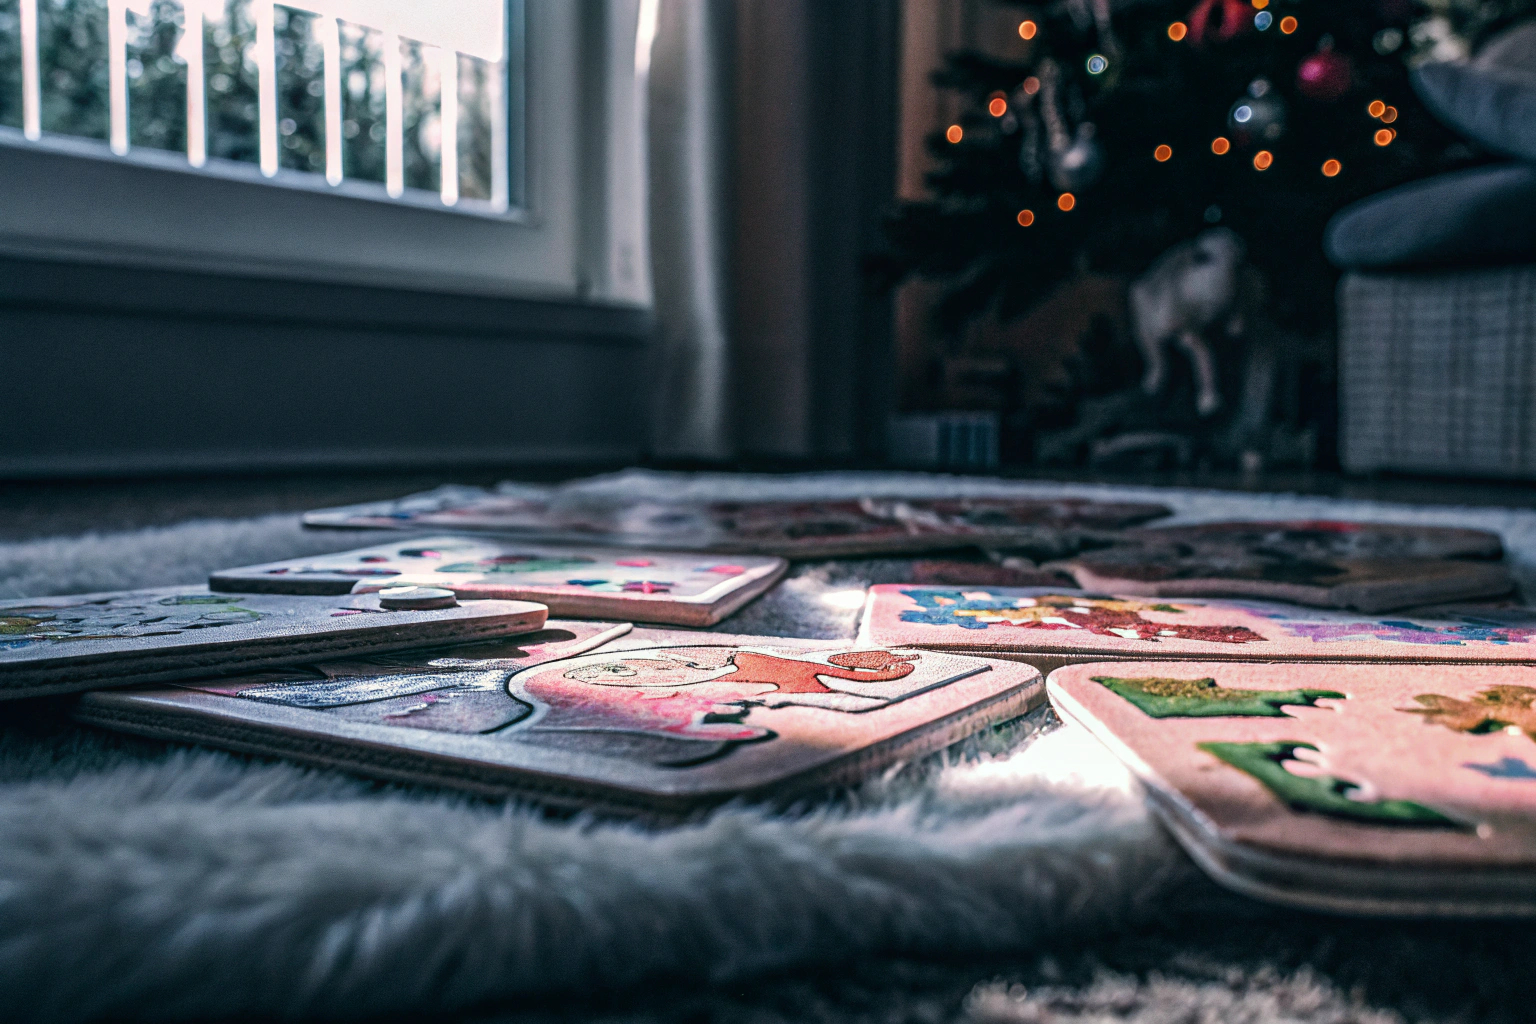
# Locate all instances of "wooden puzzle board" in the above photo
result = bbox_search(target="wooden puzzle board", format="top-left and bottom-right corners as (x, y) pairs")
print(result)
(1049, 661), (1536, 915)
(75, 630), (1044, 816)
(858, 585), (1536, 671)
(210, 537), (787, 626)
(0, 587), (548, 700)
(1058, 551), (1513, 612)
(302, 489), (1172, 558)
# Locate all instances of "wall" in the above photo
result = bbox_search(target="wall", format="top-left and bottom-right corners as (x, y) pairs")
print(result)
(0, 258), (650, 477)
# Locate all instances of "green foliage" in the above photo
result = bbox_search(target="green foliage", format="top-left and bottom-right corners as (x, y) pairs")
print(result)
(1093, 675), (1344, 717)
(205, 0), (260, 164)
(38, 0), (109, 139)
(457, 53), (496, 200)
(275, 4), (324, 173)
(127, 0), (187, 153)
(0, 0), (21, 128)
(339, 20), (386, 183)
(874, 0), (1536, 338)
(1199, 740), (1459, 825)
(401, 38), (439, 192)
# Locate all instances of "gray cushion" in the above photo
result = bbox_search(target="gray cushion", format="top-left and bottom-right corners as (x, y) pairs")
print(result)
(1414, 61), (1536, 162)
(1324, 162), (1536, 269)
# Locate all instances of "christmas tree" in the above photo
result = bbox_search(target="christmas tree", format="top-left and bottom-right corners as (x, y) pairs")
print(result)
(876, 0), (1536, 468)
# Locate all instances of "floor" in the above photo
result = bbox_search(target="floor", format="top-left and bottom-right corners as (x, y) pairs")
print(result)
(4, 463), (1536, 542)
(7, 463), (1536, 1021)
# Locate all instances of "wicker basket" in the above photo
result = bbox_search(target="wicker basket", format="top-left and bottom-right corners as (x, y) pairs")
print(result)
(1339, 266), (1536, 478)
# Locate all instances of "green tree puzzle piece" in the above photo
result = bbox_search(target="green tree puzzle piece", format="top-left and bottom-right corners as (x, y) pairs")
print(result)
(1199, 741), (1458, 827)
(1092, 675), (1344, 718)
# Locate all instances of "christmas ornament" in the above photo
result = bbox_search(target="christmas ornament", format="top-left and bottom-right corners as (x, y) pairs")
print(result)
(1049, 122), (1105, 192)
(1373, 27), (1404, 54)
(1228, 79), (1286, 142)
(1187, 0), (1252, 45)
(1296, 39), (1352, 101)
(1034, 60), (1104, 191)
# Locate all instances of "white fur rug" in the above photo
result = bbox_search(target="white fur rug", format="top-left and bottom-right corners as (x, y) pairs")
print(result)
(5, 470), (1536, 1022)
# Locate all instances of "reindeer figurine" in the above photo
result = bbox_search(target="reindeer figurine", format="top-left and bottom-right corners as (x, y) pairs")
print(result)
(1128, 228), (1246, 417)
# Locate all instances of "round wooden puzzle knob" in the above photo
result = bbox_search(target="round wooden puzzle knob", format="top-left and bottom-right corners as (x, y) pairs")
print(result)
(378, 587), (459, 610)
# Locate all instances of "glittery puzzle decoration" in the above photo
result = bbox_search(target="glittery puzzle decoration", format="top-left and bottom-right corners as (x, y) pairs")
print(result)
(0, 593), (261, 650)
(895, 589), (1266, 644)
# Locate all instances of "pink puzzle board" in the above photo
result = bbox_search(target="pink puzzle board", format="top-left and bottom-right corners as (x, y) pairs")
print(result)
(1049, 660), (1536, 915)
(75, 629), (1044, 815)
(858, 585), (1536, 670)
(210, 537), (787, 626)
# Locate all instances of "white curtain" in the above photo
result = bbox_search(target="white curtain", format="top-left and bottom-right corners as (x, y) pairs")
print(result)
(644, 0), (736, 460)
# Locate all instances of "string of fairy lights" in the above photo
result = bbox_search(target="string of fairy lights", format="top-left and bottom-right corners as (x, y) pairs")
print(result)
(942, 1), (1403, 228)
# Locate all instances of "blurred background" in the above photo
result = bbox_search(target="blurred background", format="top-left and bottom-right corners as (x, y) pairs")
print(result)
(2, 0), (1536, 512)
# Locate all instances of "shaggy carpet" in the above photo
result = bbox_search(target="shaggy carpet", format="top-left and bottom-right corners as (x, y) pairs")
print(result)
(6, 470), (1536, 1023)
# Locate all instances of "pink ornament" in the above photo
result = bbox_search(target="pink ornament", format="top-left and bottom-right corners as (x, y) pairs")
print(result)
(1296, 48), (1352, 101)
(1187, 0), (1252, 45)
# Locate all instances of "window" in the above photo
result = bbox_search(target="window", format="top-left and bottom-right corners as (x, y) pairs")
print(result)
(0, 0), (650, 305)
(2, 0), (512, 210)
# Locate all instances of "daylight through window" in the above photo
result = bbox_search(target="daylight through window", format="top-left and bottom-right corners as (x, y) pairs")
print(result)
(0, 0), (510, 210)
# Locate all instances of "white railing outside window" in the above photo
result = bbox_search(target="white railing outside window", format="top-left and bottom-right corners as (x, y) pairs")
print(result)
(0, 0), (513, 213)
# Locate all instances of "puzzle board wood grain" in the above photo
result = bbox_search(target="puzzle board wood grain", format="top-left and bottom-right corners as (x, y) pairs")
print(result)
(0, 587), (548, 700)
(1049, 660), (1536, 915)
(210, 537), (787, 626)
(75, 630), (1043, 816)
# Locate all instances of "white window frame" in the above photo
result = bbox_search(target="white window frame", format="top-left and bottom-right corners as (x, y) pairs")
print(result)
(0, 0), (650, 305)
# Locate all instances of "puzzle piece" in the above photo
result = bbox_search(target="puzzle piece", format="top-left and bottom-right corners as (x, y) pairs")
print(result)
(1092, 675), (1344, 718)
(1199, 741), (1458, 827)
(1404, 685), (1536, 742)
(897, 590), (1266, 644)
